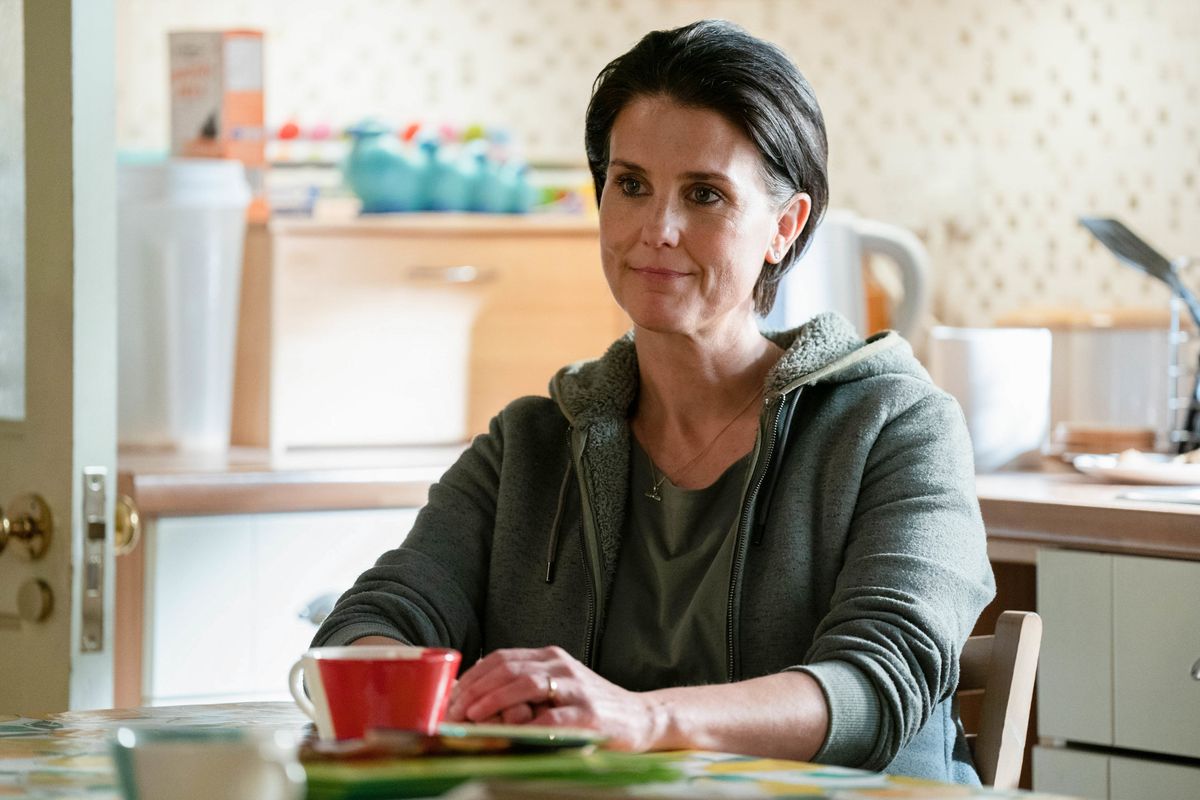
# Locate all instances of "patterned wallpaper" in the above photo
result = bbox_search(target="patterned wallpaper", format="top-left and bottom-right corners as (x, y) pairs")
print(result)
(116, 0), (1200, 327)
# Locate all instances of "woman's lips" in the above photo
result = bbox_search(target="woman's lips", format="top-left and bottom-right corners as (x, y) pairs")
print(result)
(632, 265), (689, 280)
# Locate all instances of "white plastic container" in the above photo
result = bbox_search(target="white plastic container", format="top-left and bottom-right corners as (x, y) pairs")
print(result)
(926, 326), (1053, 472)
(118, 158), (250, 450)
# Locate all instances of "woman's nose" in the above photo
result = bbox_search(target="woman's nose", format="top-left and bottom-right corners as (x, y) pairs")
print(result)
(641, 197), (681, 248)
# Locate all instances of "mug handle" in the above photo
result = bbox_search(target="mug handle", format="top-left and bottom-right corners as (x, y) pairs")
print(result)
(288, 660), (317, 721)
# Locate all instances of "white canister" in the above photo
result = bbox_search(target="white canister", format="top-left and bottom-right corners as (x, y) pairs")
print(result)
(926, 326), (1053, 472)
(118, 158), (250, 450)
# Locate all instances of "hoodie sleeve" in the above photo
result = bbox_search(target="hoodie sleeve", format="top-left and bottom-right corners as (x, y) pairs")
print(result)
(795, 387), (996, 770)
(309, 411), (506, 660)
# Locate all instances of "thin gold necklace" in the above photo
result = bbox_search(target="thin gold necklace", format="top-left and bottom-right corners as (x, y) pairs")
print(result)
(644, 386), (763, 501)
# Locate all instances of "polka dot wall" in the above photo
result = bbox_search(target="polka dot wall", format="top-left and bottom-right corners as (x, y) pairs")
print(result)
(116, 0), (1200, 327)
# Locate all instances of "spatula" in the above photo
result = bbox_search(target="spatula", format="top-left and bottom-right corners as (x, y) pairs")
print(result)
(1079, 217), (1200, 452)
(1078, 217), (1200, 329)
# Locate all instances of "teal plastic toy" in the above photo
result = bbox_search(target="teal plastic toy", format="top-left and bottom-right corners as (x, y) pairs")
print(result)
(343, 121), (421, 213)
(418, 137), (472, 212)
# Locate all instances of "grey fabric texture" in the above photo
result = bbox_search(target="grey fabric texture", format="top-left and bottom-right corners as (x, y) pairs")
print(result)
(312, 312), (995, 783)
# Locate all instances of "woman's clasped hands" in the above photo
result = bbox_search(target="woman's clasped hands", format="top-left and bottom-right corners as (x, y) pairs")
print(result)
(444, 645), (664, 751)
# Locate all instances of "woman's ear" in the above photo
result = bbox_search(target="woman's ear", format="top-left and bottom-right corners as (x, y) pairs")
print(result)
(768, 192), (812, 263)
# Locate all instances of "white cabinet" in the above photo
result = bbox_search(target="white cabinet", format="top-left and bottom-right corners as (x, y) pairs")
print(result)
(1037, 549), (1112, 746)
(1035, 549), (1200, 798)
(1110, 755), (1200, 800)
(144, 507), (418, 705)
(1034, 747), (1200, 800)
(1112, 557), (1200, 759)
(1033, 746), (1108, 800)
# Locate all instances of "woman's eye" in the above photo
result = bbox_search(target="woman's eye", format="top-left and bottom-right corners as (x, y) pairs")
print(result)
(689, 186), (721, 205)
(617, 176), (645, 197)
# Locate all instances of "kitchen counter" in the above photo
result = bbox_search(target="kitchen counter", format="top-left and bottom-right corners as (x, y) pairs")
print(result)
(117, 445), (464, 517)
(119, 449), (1199, 558)
(976, 467), (1200, 563)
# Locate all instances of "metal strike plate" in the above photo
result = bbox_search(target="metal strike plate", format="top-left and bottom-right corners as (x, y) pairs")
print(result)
(80, 468), (106, 653)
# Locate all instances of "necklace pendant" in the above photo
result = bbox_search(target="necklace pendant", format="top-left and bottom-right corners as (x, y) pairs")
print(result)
(645, 485), (662, 502)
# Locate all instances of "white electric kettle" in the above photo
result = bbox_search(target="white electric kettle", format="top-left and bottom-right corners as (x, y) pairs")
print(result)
(765, 209), (930, 338)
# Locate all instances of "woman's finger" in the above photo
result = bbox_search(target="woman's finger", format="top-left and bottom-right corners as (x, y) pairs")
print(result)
(460, 671), (556, 722)
(500, 702), (534, 725)
(451, 648), (550, 698)
(449, 648), (567, 719)
(529, 703), (586, 731)
(450, 662), (534, 719)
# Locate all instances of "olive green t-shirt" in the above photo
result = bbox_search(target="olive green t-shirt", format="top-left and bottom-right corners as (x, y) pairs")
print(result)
(594, 438), (753, 691)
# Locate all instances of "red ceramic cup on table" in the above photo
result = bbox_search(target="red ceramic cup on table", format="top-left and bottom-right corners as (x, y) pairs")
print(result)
(288, 646), (461, 740)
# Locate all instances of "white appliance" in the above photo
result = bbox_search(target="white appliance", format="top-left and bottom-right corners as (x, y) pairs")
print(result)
(765, 209), (930, 338)
(927, 326), (1053, 472)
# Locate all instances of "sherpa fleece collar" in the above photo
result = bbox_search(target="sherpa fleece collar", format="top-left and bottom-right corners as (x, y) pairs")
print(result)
(546, 311), (896, 596)
(551, 311), (881, 422)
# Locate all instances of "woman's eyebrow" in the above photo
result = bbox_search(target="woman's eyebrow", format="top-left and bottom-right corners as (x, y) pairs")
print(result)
(609, 158), (732, 184)
(608, 158), (645, 172)
(681, 170), (732, 184)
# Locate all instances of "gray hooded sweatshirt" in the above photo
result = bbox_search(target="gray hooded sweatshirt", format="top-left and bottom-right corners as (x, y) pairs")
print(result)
(312, 312), (996, 783)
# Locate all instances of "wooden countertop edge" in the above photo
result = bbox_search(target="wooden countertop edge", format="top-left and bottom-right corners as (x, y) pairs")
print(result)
(122, 468), (440, 517)
(119, 458), (1200, 561)
(979, 495), (1200, 561)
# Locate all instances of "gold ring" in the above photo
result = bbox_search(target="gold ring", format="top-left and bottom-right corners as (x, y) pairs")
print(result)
(546, 675), (558, 705)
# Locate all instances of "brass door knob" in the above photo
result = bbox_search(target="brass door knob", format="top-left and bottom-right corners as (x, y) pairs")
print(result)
(0, 494), (53, 560)
(114, 494), (141, 555)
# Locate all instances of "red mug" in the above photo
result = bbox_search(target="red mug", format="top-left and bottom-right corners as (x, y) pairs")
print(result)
(288, 645), (461, 740)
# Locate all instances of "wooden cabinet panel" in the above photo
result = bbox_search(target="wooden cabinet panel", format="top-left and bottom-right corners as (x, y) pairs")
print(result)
(1113, 556), (1200, 759)
(270, 232), (488, 447)
(234, 216), (629, 450)
(1110, 755), (1200, 800)
(1032, 746), (1108, 800)
(1036, 549), (1113, 745)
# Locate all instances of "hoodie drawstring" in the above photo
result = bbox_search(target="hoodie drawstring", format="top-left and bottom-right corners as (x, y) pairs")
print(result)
(544, 458), (574, 583)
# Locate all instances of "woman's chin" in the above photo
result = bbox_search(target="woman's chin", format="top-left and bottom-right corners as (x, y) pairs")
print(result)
(624, 306), (692, 337)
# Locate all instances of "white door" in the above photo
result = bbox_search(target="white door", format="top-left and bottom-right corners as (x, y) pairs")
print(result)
(0, 0), (117, 714)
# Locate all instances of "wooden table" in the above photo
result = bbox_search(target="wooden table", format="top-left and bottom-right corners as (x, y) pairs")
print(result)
(0, 702), (1078, 798)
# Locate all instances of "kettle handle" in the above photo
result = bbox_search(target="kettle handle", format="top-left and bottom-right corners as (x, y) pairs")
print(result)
(853, 218), (931, 338)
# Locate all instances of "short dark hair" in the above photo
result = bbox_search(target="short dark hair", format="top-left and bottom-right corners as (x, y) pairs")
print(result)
(585, 19), (829, 315)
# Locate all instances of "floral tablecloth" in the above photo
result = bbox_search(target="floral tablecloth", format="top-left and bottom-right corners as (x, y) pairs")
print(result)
(0, 702), (1076, 799)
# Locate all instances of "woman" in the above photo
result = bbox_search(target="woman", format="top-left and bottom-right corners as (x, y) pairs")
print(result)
(313, 19), (994, 783)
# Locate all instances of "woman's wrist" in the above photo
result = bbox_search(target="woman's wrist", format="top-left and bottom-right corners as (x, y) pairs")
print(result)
(638, 689), (679, 752)
(631, 673), (830, 759)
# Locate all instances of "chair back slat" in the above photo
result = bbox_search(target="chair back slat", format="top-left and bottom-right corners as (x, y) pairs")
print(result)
(958, 610), (1043, 790)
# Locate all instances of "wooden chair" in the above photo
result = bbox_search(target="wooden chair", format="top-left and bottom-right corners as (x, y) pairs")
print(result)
(958, 610), (1043, 789)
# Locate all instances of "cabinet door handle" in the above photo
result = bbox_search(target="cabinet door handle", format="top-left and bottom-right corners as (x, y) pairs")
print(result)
(405, 265), (495, 285)
(1192, 657), (1200, 681)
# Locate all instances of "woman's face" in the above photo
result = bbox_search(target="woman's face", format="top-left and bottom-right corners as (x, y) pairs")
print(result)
(599, 95), (809, 339)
